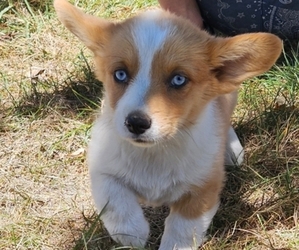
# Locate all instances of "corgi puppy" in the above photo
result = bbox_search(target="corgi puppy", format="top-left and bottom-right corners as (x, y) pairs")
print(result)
(54, 0), (282, 249)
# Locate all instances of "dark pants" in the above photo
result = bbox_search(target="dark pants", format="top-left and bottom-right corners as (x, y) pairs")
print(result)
(197, 0), (299, 40)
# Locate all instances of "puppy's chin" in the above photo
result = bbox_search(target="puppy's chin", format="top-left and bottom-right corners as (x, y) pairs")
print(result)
(124, 133), (176, 148)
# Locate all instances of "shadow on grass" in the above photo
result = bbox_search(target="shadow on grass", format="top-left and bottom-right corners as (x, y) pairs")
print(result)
(71, 212), (116, 250)
(1, 0), (54, 15)
(18, 80), (102, 117)
(8, 70), (103, 120)
(214, 105), (299, 248)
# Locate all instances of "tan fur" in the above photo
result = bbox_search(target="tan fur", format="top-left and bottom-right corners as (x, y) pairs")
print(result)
(145, 18), (282, 140)
(170, 94), (236, 219)
(93, 23), (140, 108)
(208, 34), (283, 85)
(146, 25), (212, 134)
(172, 163), (224, 219)
(54, 0), (114, 53)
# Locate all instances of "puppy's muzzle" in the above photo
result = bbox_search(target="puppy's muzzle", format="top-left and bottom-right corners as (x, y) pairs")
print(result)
(125, 111), (152, 135)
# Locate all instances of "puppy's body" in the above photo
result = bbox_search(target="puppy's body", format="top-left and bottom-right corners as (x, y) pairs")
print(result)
(54, 1), (282, 249)
(90, 98), (224, 205)
(89, 98), (226, 248)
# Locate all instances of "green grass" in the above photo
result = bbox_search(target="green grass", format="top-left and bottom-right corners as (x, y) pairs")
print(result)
(1, 1), (298, 249)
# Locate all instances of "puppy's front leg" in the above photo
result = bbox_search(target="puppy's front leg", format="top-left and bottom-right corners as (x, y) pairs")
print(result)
(159, 204), (219, 250)
(90, 175), (149, 247)
(159, 174), (223, 250)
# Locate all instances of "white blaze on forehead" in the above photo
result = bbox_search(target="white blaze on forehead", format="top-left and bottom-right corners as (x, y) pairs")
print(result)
(117, 11), (172, 110)
(114, 11), (175, 139)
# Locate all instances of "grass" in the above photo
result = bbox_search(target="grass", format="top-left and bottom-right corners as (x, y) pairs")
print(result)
(0, 0), (298, 249)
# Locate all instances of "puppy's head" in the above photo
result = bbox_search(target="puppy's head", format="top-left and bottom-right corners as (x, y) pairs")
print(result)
(54, 0), (282, 147)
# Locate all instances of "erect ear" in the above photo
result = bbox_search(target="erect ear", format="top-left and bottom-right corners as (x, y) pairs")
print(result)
(54, 0), (115, 54)
(209, 33), (282, 94)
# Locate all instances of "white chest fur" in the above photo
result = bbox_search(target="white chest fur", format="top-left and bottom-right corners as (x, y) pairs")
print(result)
(88, 102), (222, 205)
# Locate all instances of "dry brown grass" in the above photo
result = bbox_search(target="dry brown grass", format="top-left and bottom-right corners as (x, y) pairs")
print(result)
(1, 1), (99, 249)
(1, 1), (298, 250)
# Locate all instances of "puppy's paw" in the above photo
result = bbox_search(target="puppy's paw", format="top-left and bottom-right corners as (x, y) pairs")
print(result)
(158, 218), (205, 250)
(103, 213), (150, 247)
(158, 235), (204, 250)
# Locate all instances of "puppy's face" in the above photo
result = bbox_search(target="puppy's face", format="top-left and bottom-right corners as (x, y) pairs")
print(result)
(98, 16), (217, 146)
(54, 0), (282, 147)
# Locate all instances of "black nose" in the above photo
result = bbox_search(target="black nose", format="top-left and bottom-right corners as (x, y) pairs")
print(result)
(125, 111), (152, 135)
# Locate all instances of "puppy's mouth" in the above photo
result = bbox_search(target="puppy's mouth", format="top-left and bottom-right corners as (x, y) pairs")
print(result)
(134, 138), (151, 143)
(129, 137), (156, 147)
(127, 133), (174, 147)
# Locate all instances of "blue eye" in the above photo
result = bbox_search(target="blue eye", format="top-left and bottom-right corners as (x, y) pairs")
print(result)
(170, 74), (187, 88)
(114, 69), (129, 83)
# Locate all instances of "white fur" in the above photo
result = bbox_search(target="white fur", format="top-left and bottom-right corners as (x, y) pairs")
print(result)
(90, 173), (149, 247)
